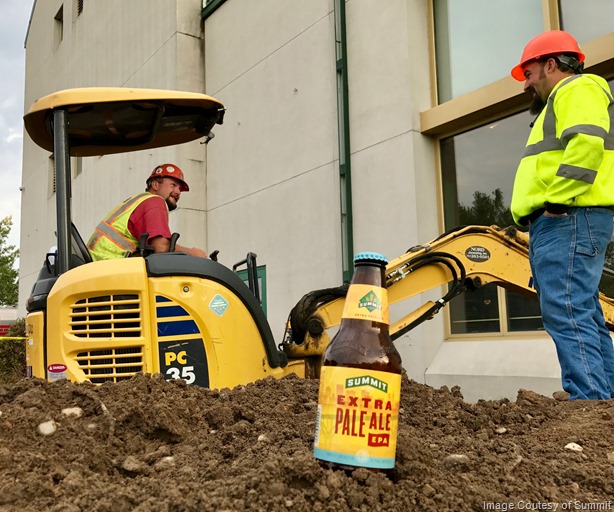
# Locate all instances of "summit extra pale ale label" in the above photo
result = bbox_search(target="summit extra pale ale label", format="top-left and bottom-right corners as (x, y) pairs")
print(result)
(313, 366), (402, 469)
(341, 284), (390, 324)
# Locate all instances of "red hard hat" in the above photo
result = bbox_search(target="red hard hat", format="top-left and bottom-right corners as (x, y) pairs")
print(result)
(147, 163), (189, 192)
(511, 30), (585, 81)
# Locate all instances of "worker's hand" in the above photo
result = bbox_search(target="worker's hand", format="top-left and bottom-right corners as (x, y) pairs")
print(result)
(174, 243), (208, 258)
(187, 247), (208, 258)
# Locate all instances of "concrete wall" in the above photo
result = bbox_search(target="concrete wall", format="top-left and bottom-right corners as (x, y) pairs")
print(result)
(203, 0), (340, 339)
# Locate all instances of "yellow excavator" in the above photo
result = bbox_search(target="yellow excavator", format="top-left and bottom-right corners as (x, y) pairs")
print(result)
(23, 88), (614, 388)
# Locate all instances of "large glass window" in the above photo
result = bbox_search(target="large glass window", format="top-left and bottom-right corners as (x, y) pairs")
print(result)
(441, 110), (543, 334)
(434, 0), (543, 102)
(432, 0), (614, 335)
(441, 78), (614, 335)
(559, 0), (614, 44)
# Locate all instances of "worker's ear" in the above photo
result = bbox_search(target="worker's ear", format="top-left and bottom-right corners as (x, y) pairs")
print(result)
(545, 57), (558, 73)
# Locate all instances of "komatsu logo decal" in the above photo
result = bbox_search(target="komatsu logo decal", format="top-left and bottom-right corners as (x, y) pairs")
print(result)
(209, 294), (229, 316)
(358, 290), (382, 313)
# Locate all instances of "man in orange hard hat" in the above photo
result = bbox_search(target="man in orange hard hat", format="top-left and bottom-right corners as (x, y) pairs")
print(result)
(87, 163), (208, 261)
(510, 30), (614, 400)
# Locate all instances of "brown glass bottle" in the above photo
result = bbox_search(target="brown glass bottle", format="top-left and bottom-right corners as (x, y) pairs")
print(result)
(313, 252), (402, 473)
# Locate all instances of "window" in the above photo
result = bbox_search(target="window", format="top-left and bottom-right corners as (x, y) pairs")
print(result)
(599, 78), (614, 299)
(441, 111), (543, 334)
(559, 0), (614, 44)
(433, 0), (542, 102)
(439, 78), (614, 335)
(54, 5), (64, 48)
(431, 1), (614, 336)
(236, 265), (267, 315)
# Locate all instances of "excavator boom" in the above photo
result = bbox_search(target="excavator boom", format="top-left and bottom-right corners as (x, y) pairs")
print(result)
(282, 225), (614, 361)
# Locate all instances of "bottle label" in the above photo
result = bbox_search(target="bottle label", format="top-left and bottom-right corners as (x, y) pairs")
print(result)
(314, 366), (401, 469)
(342, 284), (389, 324)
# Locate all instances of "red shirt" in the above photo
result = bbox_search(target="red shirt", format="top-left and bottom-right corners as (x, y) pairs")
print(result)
(128, 195), (171, 244)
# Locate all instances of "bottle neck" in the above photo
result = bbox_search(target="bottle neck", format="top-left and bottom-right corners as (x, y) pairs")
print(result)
(351, 263), (385, 287)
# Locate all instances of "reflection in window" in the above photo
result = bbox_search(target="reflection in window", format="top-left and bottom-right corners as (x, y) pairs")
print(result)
(433, 0), (542, 102)
(559, 0), (614, 44)
(441, 111), (543, 334)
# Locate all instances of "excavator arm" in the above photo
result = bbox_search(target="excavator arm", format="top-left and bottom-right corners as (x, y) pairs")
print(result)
(282, 225), (614, 361)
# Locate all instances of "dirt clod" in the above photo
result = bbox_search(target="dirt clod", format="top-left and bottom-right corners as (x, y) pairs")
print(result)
(0, 373), (613, 511)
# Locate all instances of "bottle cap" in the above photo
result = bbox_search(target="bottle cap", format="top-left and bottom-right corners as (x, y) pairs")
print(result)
(354, 252), (388, 265)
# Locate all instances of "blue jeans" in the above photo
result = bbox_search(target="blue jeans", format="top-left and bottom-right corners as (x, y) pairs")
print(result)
(529, 207), (614, 400)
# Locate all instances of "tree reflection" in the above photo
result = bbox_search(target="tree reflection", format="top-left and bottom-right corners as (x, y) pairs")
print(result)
(458, 188), (514, 228)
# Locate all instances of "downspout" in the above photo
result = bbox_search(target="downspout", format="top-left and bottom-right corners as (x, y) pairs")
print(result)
(333, 0), (354, 283)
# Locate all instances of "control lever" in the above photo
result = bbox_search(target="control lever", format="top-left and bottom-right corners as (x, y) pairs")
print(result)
(210, 250), (219, 262)
(126, 233), (154, 257)
(169, 233), (180, 252)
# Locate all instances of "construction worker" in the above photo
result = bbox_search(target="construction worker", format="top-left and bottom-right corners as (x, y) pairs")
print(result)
(87, 163), (207, 261)
(510, 30), (614, 400)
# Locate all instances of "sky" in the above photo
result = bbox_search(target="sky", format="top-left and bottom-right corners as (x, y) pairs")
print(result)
(0, 1), (33, 250)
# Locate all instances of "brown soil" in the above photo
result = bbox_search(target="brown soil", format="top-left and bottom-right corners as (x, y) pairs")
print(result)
(0, 373), (613, 512)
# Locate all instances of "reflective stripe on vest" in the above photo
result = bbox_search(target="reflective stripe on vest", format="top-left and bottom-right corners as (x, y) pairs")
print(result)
(87, 193), (154, 258)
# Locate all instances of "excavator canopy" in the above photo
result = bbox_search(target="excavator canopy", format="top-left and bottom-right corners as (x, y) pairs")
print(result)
(23, 87), (225, 157)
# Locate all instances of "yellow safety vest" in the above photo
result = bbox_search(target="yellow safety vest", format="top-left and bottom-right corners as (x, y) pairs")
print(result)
(511, 74), (614, 225)
(87, 193), (167, 261)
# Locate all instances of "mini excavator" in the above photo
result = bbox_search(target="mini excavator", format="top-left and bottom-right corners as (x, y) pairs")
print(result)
(23, 88), (614, 388)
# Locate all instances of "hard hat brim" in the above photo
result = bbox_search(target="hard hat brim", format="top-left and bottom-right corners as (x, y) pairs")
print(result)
(511, 63), (527, 81)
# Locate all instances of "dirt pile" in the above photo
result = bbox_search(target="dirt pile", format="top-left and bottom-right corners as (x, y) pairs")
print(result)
(0, 373), (613, 511)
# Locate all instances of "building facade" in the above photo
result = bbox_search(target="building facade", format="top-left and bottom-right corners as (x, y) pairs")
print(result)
(19, 0), (614, 401)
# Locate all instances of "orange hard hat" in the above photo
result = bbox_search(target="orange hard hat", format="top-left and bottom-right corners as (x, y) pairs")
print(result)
(147, 163), (189, 192)
(511, 30), (585, 81)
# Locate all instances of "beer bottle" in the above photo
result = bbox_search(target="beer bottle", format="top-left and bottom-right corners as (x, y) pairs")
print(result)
(313, 252), (402, 472)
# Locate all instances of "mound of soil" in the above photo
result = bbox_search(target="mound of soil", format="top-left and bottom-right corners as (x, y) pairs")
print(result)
(0, 373), (613, 511)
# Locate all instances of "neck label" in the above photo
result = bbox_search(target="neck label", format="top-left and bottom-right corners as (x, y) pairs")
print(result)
(342, 284), (389, 324)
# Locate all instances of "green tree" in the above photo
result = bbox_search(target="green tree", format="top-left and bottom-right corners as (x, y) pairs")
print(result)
(0, 318), (26, 382)
(458, 189), (515, 228)
(0, 216), (19, 307)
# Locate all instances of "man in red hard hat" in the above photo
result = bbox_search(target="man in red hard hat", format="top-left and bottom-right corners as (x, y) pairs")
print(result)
(87, 163), (208, 260)
(510, 30), (614, 400)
